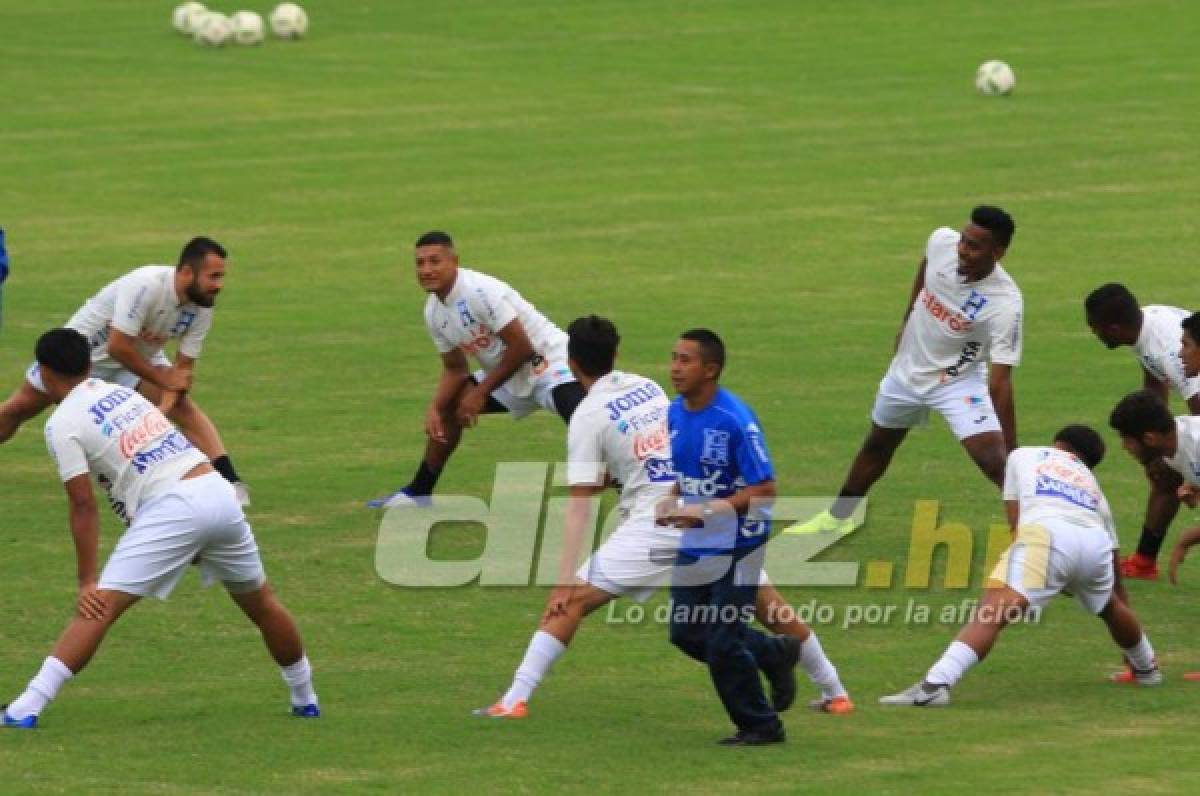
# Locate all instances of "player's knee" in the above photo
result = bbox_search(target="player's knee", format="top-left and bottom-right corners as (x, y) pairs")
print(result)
(669, 623), (707, 662)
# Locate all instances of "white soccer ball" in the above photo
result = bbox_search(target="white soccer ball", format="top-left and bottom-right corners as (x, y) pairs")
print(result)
(194, 12), (233, 47)
(975, 60), (1016, 96)
(230, 11), (265, 46)
(270, 3), (309, 39)
(172, 2), (208, 35)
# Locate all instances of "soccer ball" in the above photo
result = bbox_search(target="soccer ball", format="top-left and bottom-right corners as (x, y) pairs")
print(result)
(270, 3), (309, 39)
(194, 12), (233, 47)
(230, 11), (265, 46)
(172, 2), (208, 35)
(975, 60), (1015, 96)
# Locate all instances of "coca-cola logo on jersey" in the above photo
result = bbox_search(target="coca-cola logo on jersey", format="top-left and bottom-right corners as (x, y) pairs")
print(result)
(633, 424), (669, 460)
(119, 411), (172, 458)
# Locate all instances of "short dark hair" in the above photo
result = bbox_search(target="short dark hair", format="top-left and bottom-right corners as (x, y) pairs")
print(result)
(680, 328), (725, 376)
(1109, 390), (1174, 438)
(1183, 312), (1200, 344)
(567, 315), (620, 379)
(1084, 283), (1140, 327)
(177, 237), (226, 271)
(1053, 424), (1105, 469)
(971, 205), (1015, 248)
(416, 230), (454, 249)
(35, 328), (91, 378)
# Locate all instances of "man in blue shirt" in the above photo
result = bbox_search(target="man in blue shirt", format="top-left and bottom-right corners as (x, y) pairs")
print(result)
(657, 329), (796, 745)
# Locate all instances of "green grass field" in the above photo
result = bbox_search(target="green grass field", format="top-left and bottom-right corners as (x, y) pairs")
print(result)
(2, 0), (1199, 792)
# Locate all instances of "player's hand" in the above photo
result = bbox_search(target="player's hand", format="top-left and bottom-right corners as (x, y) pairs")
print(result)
(1169, 543), (1188, 585)
(456, 388), (487, 428)
(655, 497), (704, 528)
(156, 366), (192, 393)
(543, 585), (574, 621)
(1178, 484), (1199, 509)
(76, 583), (107, 621)
(425, 406), (448, 444)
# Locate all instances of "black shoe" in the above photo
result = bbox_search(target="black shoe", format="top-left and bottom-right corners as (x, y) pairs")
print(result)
(763, 636), (802, 712)
(717, 723), (786, 746)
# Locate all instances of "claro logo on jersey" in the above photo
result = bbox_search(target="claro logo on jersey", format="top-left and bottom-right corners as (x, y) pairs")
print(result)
(921, 289), (975, 333)
(88, 388), (136, 425)
(678, 468), (724, 497)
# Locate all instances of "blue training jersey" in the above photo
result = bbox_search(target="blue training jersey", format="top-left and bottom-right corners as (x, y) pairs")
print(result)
(668, 387), (775, 556)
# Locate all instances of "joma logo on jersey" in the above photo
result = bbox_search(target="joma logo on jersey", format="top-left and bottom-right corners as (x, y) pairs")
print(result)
(87, 388), (136, 425)
(603, 382), (663, 421)
(701, 429), (730, 466)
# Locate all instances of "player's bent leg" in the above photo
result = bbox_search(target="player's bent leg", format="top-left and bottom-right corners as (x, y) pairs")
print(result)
(960, 430), (1007, 488)
(550, 381), (586, 424)
(1123, 466), (1180, 579)
(228, 582), (320, 716)
(3, 590), (141, 727)
(0, 381), (53, 444)
(1098, 595), (1161, 686)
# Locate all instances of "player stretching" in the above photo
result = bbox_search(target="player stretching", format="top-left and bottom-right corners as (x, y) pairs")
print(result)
(0, 237), (250, 504)
(474, 318), (849, 719)
(1085, 284), (1200, 579)
(880, 425), (1161, 707)
(2, 329), (317, 729)
(368, 231), (585, 509)
(787, 207), (1022, 535)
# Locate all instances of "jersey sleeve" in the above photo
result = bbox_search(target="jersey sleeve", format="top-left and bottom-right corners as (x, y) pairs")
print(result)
(925, 227), (959, 262)
(177, 309), (212, 359)
(472, 282), (518, 333)
(1001, 450), (1023, 501)
(565, 412), (606, 487)
(45, 417), (89, 482)
(988, 295), (1023, 366)
(109, 274), (155, 338)
(733, 414), (774, 486)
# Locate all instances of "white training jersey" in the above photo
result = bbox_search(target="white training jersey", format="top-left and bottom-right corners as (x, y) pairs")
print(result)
(566, 371), (676, 523)
(1003, 446), (1117, 547)
(890, 227), (1023, 392)
(424, 268), (569, 399)
(66, 265), (214, 369)
(44, 379), (208, 524)
(1165, 416), (1200, 487)
(1134, 305), (1200, 401)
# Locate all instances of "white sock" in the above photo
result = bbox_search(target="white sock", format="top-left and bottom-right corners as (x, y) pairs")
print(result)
(1122, 635), (1156, 671)
(501, 630), (566, 708)
(6, 656), (74, 719)
(281, 655), (318, 708)
(924, 640), (979, 688)
(799, 633), (847, 700)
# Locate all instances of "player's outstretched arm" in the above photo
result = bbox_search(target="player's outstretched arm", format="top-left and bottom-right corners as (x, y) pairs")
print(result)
(457, 319), (535, 426)
(62, 475), (105, 620)
(1168, 527), (1200, 585)
(989, 363), (1017, 453)
(894, 257), (927, 352)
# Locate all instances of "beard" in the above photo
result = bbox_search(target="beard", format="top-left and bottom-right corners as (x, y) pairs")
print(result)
(185, 281), (216, 307)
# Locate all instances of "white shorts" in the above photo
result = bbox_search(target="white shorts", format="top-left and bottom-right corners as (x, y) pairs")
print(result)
(989, 521), (1116, 614)
(98, 473), (266, 600)
(26, 353), (170, 394)
(871, 370), (1001, 440)
(474, 358), (576, 420)
(577, 519), (771, 602)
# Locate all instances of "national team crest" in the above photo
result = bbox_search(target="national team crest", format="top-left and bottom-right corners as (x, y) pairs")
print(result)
(701, 428), (730, 466)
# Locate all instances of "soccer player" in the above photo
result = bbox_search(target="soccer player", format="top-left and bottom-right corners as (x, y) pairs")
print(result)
(474, 317), (850, 720)
(0, 237), (249, 504)
(786, 207), (1022, 535)
(1, 329), (318, 729)
(880, 425), (1161, 707)
(1085, 284), (1200, 579)
(368, 231), (586, 509)
(658, 329), (815, 746)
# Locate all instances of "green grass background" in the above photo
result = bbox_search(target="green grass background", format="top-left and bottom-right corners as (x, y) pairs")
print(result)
(2, 0), (1198, 792)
